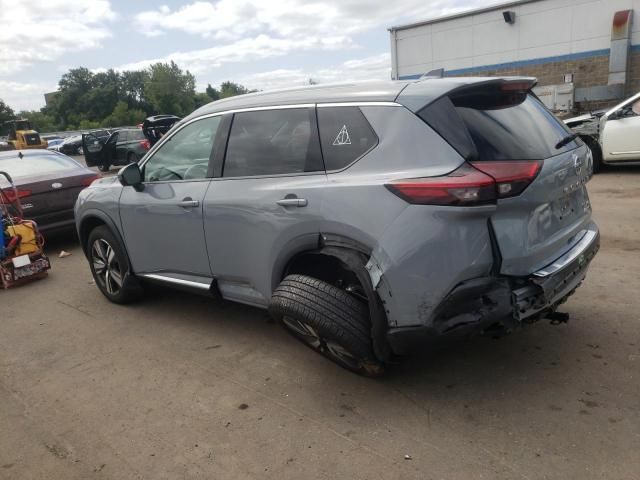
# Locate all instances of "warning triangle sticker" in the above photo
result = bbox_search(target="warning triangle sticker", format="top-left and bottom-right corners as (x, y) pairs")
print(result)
(333, 125), (351, 146)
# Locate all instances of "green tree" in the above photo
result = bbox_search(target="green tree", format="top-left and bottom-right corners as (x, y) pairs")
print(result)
(102, 101), (146, 128)
(121, 70), (150, 111)
(0, 99), (15, 128)
(219, 81), (254, 99)
(144, 61), (196, 116)
(193, 92), (213, 109)
(85, 69), (121, 122)
(17, 110), (58, 133)
(54, 67), (95, 127)
(205, 83), (220, 101)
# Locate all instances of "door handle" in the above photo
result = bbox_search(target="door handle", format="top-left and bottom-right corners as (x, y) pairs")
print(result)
(178, 199), (199, 208)
(276, 198), (308, 207)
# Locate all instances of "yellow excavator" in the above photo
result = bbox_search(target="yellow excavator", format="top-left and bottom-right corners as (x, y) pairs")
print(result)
(0, 119), (48, 151)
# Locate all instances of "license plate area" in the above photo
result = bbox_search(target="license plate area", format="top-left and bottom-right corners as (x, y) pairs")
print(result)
(552, 187), (587, 224)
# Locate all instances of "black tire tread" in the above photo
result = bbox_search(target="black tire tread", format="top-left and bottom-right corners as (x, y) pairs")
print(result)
(270, 274), (374, 363)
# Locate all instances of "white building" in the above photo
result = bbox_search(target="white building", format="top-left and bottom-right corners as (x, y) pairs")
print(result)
(389, 0), (639, 111)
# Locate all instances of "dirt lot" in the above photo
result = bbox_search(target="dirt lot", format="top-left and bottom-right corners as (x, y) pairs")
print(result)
(1, 166), (639, 480)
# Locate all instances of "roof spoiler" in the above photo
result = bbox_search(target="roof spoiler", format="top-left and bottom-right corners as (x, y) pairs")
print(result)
(397, 77), (538, 112)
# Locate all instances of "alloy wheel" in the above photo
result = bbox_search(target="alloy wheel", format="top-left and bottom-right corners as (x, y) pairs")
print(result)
(282, 316), (361, 370)
(91, 238), (123, 295)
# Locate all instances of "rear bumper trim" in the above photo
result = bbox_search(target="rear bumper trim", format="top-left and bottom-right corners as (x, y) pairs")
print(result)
(533, 225), (599, 278)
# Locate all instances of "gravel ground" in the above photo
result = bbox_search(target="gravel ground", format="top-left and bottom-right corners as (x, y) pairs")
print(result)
(1, 165), (638, 480)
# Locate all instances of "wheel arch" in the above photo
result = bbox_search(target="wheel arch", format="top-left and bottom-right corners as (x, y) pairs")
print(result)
(77, 210), (128, 262)
(275, 234), (392, 361)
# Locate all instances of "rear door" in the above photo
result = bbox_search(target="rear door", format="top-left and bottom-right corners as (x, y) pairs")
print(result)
(203, 106), (327, 306)
(419, 83), (593, 276)
(115, 130), (129, 162)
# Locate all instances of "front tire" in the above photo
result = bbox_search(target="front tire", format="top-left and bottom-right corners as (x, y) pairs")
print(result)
(270, 274), (383, 376)
(97, 163), (110, 173)
(582, 136), (603, 174)
(87, 226), (142, 304)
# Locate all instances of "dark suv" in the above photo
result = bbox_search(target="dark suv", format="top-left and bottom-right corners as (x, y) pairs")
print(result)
(75, 78), (599, 375)
(83, 128), (150, 172)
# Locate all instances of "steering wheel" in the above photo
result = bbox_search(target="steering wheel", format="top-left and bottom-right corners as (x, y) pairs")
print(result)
(148, 166), (183, 182)
(183, 163), (208, 180)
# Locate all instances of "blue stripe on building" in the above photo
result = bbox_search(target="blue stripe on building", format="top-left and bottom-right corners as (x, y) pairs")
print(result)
(398, 47), (632, 80)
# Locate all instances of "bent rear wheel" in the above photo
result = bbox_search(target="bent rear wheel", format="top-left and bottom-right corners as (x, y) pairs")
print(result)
(270, 274), (383, 376)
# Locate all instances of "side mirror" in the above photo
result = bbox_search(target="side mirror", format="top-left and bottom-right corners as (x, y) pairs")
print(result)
(118, 163), (144, 191)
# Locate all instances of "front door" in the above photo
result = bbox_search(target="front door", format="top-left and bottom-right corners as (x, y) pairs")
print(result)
(82, 132), (110, 168)
(203, 107), (328, 306)
(119, 115), (222, 279)
(601, 97), (640, 161)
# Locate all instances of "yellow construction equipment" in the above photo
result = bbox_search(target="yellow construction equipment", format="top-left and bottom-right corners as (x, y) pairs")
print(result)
(1, 119), (48, 151)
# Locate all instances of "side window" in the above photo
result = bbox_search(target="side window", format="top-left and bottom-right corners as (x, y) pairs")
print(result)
(223, 108), (323, 177)
(129, 129), (145, 140)
(143, 116), (221, 182)
(119, 131), (129, 142)
(317, 106), (378, 171)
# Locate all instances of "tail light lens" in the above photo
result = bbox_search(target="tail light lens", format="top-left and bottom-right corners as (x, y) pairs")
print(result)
(82, 175), (100, 187)
(140, 140), (151, 150)
(385, 160), (541, 206)
(471, 160), (542, 198)
(1, 188), (32, 203)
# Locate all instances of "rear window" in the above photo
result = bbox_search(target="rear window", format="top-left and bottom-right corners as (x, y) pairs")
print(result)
(0, 154), (79, 183)
(419, 89), (577, 161)
(127, 129), (145, 140)
(317, 106), (378, 171)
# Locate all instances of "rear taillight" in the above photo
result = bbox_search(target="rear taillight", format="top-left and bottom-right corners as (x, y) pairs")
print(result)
(470, 160), (542, 198)
(1, 188), (31, 202)
(385, 160), (541, 206)
(140, 140), (151, 150)
(82, 175), (99, 187)
(385, 163), (496, 206)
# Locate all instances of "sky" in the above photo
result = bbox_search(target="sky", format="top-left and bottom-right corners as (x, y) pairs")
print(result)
(0, 0), (502, 111)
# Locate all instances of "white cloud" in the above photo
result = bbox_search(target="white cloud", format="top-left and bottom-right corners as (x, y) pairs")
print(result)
(232, 53), (392, 92)
(0, 80), (57, 111)
(0, 0), (115, 75)
(134, 0), (496, 40)
(116, 34), (354, 74)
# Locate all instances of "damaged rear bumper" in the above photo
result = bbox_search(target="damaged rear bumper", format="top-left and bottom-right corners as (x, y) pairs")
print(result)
(387, 223), (600, 355)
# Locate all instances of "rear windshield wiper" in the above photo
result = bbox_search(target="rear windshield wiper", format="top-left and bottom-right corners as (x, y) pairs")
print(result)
(555, 133), (579, 150)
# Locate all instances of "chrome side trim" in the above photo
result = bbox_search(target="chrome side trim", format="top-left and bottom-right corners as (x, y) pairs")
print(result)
(317, 102), (402, 108)
(610, 150), (640, 156)
(141, 101), (402, 169)
(533, 228), (599, 278)
(140, 274), (211, 290)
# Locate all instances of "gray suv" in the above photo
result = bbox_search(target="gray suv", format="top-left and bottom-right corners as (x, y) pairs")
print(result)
(75, 78), (599, 375)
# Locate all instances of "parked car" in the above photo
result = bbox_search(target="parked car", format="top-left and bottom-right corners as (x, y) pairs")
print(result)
(83, 128), (150, 172)
(565, 91), (640, 172)
(1, 149), (98, 233)
(45, 138), (64, 149)
(75, 78), (599, 375)
(51, 130), (111, 156)
(142, 115), (181, 147)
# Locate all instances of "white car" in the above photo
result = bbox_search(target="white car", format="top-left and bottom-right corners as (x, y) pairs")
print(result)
(566, 91), (640, 172)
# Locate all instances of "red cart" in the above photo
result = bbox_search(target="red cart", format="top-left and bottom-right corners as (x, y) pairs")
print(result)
(0, 170), (50, 289)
